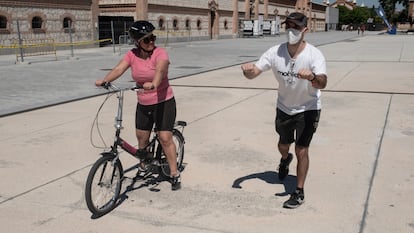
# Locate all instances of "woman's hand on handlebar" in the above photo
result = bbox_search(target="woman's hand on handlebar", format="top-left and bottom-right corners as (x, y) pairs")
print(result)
(142, 82), (155, 90)
(95, 79), (106, 87)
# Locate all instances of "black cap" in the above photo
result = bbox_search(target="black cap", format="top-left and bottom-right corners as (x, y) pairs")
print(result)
(282, 12), (307, 27)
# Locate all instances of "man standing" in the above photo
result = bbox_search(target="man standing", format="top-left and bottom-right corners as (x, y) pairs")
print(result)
(241, 12), (327, 208)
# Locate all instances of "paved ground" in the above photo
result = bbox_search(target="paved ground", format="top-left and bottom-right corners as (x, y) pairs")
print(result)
(0, 31), (413, 233)
(1, 30), (371, 117)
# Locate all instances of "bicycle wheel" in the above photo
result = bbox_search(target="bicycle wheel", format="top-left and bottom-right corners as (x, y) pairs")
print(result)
(85, 155), (123, 216)
(157, 129), (185, 177)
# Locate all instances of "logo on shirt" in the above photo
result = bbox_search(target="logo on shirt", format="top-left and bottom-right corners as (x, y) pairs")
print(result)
(278, 59), (298, 85)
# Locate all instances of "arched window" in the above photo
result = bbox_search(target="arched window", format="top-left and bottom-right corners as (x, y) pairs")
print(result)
(197, 19), (202, 30)
(185, 19), (191, 30)
(0, 15), (6, 29)
(224, 19), (228, 30)
(32, 16), (42, 29)
(158, 18), (165, 30)
(0, 15), (9, 34)
(63, 17), (72, 28)
(32, 16), (44, 33)
(173, 18), (178, 30)
(63, 17), (75, 33)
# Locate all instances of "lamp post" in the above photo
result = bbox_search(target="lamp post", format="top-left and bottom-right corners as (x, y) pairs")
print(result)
(16, 19), (24, 63)
(68, 20), (74, 57)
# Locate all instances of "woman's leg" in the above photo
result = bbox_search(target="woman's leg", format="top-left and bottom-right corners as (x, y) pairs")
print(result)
(136, 129), (151, 149)
(158, 130), (178, 177)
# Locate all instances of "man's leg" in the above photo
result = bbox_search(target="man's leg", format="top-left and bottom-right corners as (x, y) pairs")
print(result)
(278, 142), (293, 180)
(275, 108), (295, 180)
(278, 143), (290, 159)
(283, 109), (317, 209)
(294, 145), (309, 189)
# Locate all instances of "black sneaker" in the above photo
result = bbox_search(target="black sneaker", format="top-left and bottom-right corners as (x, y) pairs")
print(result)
(171, 174), (181, 191)
(283, 190), (305, 209)
(278, 153), (293, 180)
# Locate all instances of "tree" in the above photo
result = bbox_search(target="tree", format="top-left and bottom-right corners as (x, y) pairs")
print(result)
(338, 5), (352, 25)
(378, 0), (409, 23)
(338, 5), (371, 25)
(352, 6), (371, 24)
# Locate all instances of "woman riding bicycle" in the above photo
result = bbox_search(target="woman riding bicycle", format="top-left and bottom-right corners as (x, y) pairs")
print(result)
(95, 20), (181, 190)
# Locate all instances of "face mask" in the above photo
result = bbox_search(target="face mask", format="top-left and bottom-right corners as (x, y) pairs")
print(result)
(286, 28), (303, 45)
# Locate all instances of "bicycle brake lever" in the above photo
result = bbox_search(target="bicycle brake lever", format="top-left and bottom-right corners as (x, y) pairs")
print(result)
(102, 82), (111, 89)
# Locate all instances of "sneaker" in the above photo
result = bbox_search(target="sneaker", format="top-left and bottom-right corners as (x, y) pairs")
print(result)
(283, 190), (305, 209)
(135, 164), (149, 179)
(278, 153), (293, 180)
(170, 174), (181, 191)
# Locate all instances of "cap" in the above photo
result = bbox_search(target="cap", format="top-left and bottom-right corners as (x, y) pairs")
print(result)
(282, 12), (307, 27)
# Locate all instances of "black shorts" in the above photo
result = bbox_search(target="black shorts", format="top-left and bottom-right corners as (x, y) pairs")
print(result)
(275, 108), (321, 147)
(135, 97), (176, 131)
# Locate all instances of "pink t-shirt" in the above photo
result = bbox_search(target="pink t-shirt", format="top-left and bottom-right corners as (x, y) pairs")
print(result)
(123, 47), (174, 105)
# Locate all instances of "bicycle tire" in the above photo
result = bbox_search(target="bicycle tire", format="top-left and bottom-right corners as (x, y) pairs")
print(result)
(157, 129), (185, 177)
(85, 155), (123, 216)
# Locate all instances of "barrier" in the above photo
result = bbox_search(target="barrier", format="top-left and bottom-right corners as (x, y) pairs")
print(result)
(118, 35), (132, 45)
(0, 38), (112, 62)
(12, 38), (57, 62)
(53, 38), (112, 47)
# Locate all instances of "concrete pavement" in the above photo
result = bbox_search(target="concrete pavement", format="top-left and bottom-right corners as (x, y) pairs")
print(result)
(1, 30), (373, 117)
(0, 32), (413, 233)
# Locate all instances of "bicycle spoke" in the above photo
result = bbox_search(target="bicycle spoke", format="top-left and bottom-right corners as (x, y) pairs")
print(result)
(85, 157), (123, 215)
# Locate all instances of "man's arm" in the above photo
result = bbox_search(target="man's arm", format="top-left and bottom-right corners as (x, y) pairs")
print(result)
(241, 63), (262, 79)
(298, 69), (327, 89)
(310, 74), (327, 89)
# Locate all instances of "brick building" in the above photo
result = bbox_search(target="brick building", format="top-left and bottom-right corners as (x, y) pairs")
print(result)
(0, 0), (98, 49)
(98, 0), (328, 41)
(0, 0), (329, 50)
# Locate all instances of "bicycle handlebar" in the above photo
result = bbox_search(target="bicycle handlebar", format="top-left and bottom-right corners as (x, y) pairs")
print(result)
(100, 82), (143, 91)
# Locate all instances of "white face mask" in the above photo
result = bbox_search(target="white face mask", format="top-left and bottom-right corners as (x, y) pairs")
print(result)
(286, 28), (303, 45)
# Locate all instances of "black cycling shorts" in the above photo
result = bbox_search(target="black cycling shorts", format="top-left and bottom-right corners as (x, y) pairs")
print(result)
(275, 108), (321, 147)
(135, 97), (176, 131)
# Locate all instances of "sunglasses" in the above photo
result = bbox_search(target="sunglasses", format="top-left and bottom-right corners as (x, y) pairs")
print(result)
(141, 35), (156, 44)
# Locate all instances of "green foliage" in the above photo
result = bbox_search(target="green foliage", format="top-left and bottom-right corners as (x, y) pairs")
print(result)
(338, 5), (372, 25)
(338, 0), (410, 25)
(378, 0), (409, 23)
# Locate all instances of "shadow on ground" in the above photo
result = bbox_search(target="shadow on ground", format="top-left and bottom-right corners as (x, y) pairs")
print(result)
(232, 171), (296, 196)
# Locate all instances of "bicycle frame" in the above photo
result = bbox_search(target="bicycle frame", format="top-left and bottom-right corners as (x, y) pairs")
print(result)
(103, 83), (158, 161)
(97, 82), (186, 167)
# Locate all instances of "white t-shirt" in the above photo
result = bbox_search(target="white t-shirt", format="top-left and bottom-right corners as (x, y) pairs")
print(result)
(255, 42), (327, 115)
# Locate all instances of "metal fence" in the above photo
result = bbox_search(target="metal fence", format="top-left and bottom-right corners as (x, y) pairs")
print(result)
(98, 19), (225, 47)
(0, 18), (232, 60)
(13, 38), (57, 62)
